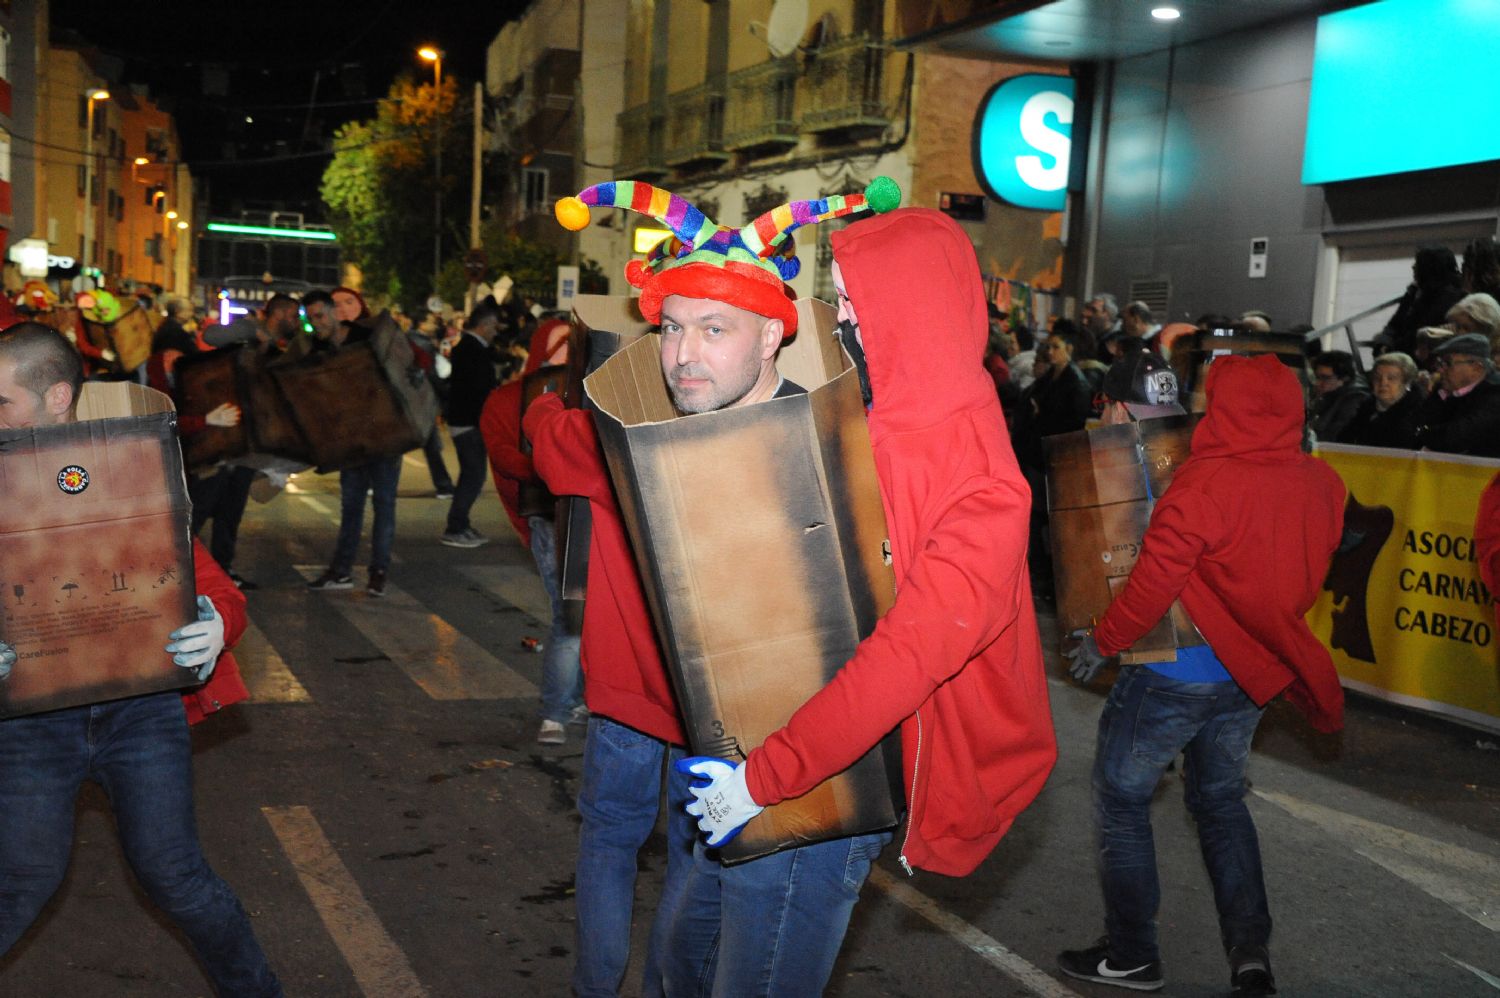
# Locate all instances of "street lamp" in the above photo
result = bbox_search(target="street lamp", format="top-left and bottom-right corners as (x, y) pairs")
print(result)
(419, 46), (444, 297)
(83, 88), (110, 271)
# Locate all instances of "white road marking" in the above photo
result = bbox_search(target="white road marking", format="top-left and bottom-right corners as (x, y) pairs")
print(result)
(458, 564), (552, 625)
(236, 619), (311, 702)
(297, 494), (335, 519)
(1256, 789), (1500, 932)
(262, 805), (428, 998)
(867, 868), (1082, 997)
(1443, 953), (1500, 991)
(293, 565), (536, 700)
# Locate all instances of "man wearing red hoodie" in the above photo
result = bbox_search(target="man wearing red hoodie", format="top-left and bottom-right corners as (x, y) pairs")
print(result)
(0, 323), (280, 996)
(524, 354), (694, 996)
(673, 208), (1058, 992)
(1058, 353), (1345, 997)
(480, 318), (584, 745)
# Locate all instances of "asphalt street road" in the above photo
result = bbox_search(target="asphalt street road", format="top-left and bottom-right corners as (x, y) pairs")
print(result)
(3, 450), (1498, 997)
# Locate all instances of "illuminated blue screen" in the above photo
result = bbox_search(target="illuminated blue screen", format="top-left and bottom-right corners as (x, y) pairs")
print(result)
(1303, 0), (1500, 184)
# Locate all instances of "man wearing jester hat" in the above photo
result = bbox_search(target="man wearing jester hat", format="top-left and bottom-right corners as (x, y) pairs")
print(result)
(554, 181), (1056, 994)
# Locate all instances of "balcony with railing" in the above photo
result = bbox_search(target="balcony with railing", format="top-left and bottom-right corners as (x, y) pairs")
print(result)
(664, 84), (729, 169)
(801, 37), (894, 134)
(616, 99), (668, 180)
(723, 58), (800, 154)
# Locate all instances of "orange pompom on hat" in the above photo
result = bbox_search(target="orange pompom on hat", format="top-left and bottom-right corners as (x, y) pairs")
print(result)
(554, 177), (901, 337)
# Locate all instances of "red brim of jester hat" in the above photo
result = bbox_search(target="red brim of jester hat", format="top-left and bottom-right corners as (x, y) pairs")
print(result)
(554, 177), (901, 337)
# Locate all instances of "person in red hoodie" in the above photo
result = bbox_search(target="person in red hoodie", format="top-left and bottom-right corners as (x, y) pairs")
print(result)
(480, 317), (585, 745)
(1058, 352), (1345, 997)
(0, 323), (281, 996)
(524, 348), (694, 996)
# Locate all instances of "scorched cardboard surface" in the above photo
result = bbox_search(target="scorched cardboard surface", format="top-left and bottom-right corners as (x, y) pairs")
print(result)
(0, 383), (198, 717)
(584, 297), (902, 863)
(1044, 415), (1205, 664)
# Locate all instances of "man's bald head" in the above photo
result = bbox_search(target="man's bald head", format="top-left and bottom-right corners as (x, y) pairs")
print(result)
(0, 322), (83, 412)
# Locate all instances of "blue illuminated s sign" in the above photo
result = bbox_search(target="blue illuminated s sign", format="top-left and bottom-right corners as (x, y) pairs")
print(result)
(972, 74), (1075, 211)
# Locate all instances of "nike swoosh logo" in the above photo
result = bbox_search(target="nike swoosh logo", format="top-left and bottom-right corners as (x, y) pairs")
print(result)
(1098, 959), (1151, 978)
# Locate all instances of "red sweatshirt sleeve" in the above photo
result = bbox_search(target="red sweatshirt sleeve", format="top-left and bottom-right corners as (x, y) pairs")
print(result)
(1092, 486), (1225, 657)
(192, 538), (247, 650)
(523, 392), (614, 501)
(480, 386), (534, 483)
(745, 482), (1030, 807)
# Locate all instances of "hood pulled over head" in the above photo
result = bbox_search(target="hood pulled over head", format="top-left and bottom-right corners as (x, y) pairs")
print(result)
(829, 208), (995, 430)
(1191, 353), (1306, 459)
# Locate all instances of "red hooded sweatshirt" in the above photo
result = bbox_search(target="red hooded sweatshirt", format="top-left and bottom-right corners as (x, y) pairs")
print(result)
(743, 209), (1058, 877)
(182, 537), (251, 724)
(1093, 353), (1347, 732)
(523, 391), (686, 745)
(1477, 471), (1500, 628)
(480, 319), (570, 546)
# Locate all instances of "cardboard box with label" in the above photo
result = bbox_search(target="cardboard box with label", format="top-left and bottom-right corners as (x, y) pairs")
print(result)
(1044, 415), (1205, 664)
(0, 383), (199, 718)
(585, 297), (902, 863)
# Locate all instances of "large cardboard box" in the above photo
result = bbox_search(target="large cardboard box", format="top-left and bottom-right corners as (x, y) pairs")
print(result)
(270, 340), (428, 472)
(1044, 416), (1205, 664)
(175, 345), (316, 469)
(585, 297), (902, 862)
(0, 383), (199, 718)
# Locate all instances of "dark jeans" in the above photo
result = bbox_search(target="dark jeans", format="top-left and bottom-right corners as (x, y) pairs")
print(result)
(1093, 664), (1271, 965)
(189, 465), (256, 572)
(573, 717), (694, 997)
(444, 427), (488, 534)
(332, 455), (402, 575)
(422, 425), (454, 493)
(0, 692), (281, 996)
(528, 516), (583, 723)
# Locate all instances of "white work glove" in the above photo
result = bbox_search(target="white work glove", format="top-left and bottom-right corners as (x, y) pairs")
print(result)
(1065, 628), (1113, 684)
(165, 596), (225, 682)
(0, 640), (14, 681)
(205, 403), (242, 427)
(677, 756), (764, 848)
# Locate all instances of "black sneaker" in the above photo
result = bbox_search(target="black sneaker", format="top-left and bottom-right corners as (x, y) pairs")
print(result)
(1229, 945), (1276, 997)
(367, 569), (387, 598)
(307, 570), (353, 591)
(1058, 939), (1164, 991)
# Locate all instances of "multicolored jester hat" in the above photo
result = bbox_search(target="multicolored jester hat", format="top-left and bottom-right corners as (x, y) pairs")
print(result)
(554, 177), (901, 336)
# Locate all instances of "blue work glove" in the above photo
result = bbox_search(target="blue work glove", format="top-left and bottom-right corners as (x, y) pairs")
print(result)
(1065, 628), (1112, 684)
(676, 756), (765, 848)
(165, 596), (225, 682)
(0, 640), (14, 681)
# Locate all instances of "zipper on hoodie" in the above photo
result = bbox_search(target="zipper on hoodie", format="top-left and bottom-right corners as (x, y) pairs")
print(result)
(897, 707), (922, 876)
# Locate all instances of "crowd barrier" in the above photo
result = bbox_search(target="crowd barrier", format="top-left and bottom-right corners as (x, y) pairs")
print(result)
(1308, 444), (1500, 734)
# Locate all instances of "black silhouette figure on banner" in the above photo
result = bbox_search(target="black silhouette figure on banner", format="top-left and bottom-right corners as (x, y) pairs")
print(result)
(1323, 494), (1395, 663)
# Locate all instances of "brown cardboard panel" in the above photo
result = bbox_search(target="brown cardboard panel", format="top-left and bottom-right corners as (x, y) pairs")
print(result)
(270, 342), (423, 472)
(241, 351), (314, 462)
(81, 305), (155, 374)
(1045, 416), (1205, 664)
(585, 297), (901, 863)
(0, 398), (198, 718)
(366, 313), (440, 443)
(174, 348), (251, 469)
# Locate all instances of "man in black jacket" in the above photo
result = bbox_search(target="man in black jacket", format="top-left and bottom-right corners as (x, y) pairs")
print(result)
(1413, 334), (1500, 458)
(441, 300), (502, 547)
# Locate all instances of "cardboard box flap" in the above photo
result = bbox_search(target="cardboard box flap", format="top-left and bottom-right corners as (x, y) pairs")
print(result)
(75, 381), (176, 420)
(573, 294), (653, 340)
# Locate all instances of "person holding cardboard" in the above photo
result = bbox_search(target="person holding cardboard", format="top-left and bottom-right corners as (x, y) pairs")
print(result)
(1057, 353), (1346, 996)
(0, 323), (282, 996)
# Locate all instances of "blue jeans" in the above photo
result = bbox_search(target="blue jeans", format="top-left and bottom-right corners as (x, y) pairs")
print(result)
(332, 455), (403, 574)
(422, 425), (454, 493)
(0, 692), (281, 997)
(574, 717), (695, 998)
(1093, 664), (1270, 965)
(445, 427), (488, 534)
(529, 516), (583, 723)
(660, 829), (891, 997)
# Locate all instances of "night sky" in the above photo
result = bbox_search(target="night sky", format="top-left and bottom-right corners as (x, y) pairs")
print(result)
(50, 0), (523, 218)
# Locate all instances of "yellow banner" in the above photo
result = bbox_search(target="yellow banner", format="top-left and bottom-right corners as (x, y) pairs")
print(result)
(1308, 444), (1500, 733)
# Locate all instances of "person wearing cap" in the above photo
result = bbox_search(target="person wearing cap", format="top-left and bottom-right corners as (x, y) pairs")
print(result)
(1412, 333), (1500, 458)
(1057, 353), (1346, 996)
(1099, 346), (1187, 425)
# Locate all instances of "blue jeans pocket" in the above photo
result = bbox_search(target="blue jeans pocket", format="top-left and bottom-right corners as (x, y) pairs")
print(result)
(1129, 687), (1218, 763)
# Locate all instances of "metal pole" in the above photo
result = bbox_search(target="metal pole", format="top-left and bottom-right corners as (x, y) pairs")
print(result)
(84, 99), (96, 270)
(433, 56), (443, 296)
(470, 81), (482, 250)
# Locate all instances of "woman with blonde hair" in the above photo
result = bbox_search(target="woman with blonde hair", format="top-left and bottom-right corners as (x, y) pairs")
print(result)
(1339, 351), (1424, 449)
